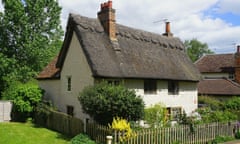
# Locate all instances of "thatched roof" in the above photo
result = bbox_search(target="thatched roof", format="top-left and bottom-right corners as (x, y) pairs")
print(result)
(39, 13), (200, 81)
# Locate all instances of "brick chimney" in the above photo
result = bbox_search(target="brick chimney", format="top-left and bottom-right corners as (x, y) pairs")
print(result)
(235, 45), (240, 83)
(97, 1), (117, 41)
(163, 22), (173, 37)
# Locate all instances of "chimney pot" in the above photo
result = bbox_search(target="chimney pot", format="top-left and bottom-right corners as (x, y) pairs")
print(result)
(237, 45), (240, 53)
(162, 21), (173, 37)
(166, 22), (170, 33)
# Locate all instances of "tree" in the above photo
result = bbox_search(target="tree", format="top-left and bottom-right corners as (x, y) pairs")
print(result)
(78, 82), (145, 125)
(0, 0), (63, 97)
(0, 0), (63, 73)
(184, 39), (214, 62)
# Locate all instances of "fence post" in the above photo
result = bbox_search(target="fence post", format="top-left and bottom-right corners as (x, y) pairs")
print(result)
(106, 136), (113, 144)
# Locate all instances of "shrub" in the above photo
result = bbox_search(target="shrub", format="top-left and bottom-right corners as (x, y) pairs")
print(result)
(198, 96), (223, 110)
(235, 130), (240, 139)
(224, 97), (240, 111)
(211, 135), (234, 143)
(79, 82), (144, 125)
(71, 134), (96, 144)
(2, 80), (43, 121)
(109, 117), (135, 142)
(144, 103), (168, 128)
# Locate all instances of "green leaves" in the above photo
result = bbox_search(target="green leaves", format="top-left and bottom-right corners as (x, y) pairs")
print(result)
(0, 0), (63, 72)
(2, 80), (42, 113)
(0, 0), (63, 98)
(79, 82), (145, 125)
(184, 39), (214, 62)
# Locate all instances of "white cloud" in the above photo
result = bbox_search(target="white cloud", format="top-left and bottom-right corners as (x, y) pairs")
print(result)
(216, 0), (240, 15)
(1, 0), (240, 53)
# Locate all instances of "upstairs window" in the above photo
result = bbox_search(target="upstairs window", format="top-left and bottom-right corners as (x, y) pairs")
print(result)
(229, 73), (234, 80)
(107, 80), (120, 86)
(67, 76), (72, 91)
(168, 81), (179, 95)
(144, 80), (157, 94)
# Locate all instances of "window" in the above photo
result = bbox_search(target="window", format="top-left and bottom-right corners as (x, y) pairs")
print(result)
(144, 80), (157, 94)
(67, 76), (71, 91)
(167, 107), (182, 121)
(168, 81), (179, 95)
(229, 73), (234, 80)
(67, 105), (74, 116)
(107, 80), (120, 86)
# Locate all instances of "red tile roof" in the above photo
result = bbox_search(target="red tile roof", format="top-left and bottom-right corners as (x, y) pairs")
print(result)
(195, 54), (234, 73)
(37, 56), (60, 79)
(198, 79), (240, 96)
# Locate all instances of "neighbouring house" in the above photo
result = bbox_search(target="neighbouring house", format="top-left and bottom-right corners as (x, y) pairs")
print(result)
(195, 45), (240, 99)
(37, 1), (200, 123)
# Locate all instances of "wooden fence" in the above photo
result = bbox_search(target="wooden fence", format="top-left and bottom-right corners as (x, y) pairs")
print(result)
(34, 109), (239, 144)
(34, 109), (84, 137)
(85, 121), (238, 144)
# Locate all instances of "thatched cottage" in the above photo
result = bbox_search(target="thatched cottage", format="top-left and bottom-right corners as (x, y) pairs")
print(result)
(37, 1), (200, 123)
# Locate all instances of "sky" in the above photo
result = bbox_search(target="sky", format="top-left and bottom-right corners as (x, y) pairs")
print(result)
(1, 0), (240, 54)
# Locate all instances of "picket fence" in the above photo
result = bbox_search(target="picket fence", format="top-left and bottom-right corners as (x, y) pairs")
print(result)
(88, 122), (238, 144)
(34, 109), (238, 144)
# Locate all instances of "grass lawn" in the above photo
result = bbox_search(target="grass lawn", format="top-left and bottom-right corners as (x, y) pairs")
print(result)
(0, 122), (71, 144)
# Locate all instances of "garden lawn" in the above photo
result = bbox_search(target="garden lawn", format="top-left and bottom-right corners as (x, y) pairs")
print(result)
(0, 122), (70, 144)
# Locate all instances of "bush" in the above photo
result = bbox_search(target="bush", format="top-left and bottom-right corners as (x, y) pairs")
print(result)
(79, 82), (144, 125)
(224, 97), (240, 111)
(144, 103), (168, 128)
(109, 117), (135, 142)
(2, 80), (43, 121)
(71, 134), (96, 144)
(198, 96), (223, 110)
(211, 135), (235, 143)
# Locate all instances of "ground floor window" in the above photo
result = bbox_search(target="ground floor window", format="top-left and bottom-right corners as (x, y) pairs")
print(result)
(167, 107), (182, 121)
(67, 105), (74, 116)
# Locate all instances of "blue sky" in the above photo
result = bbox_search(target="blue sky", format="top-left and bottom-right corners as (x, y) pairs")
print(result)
(1, 0), (240, 54)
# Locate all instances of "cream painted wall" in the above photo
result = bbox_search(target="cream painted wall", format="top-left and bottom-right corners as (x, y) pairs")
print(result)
(38, 79), (61, 109)
(124, 79), (198, 115)
(60, 32), (94, 122)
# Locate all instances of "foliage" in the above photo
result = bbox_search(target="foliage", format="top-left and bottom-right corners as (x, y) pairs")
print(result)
(184, 39), (214, 62)
(0, 122), (70, 144)
(236, 130), (240, 139)
(144, 103), (168, 128)
(109, 117), (135, 142)
(78, 82), (144, 125)
(211, 135), (235, 144)
(224, 97), (240, 110)
(197, 96), (238, 123)
(197, 108), (237, 123)
(2, 80), (43, 121)
(71, 133), (96, 144)
(198, 96), (223, 110)
(0, 0), (63, 97)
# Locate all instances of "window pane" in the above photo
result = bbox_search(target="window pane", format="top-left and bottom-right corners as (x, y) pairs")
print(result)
(144, 80), (157, 94)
